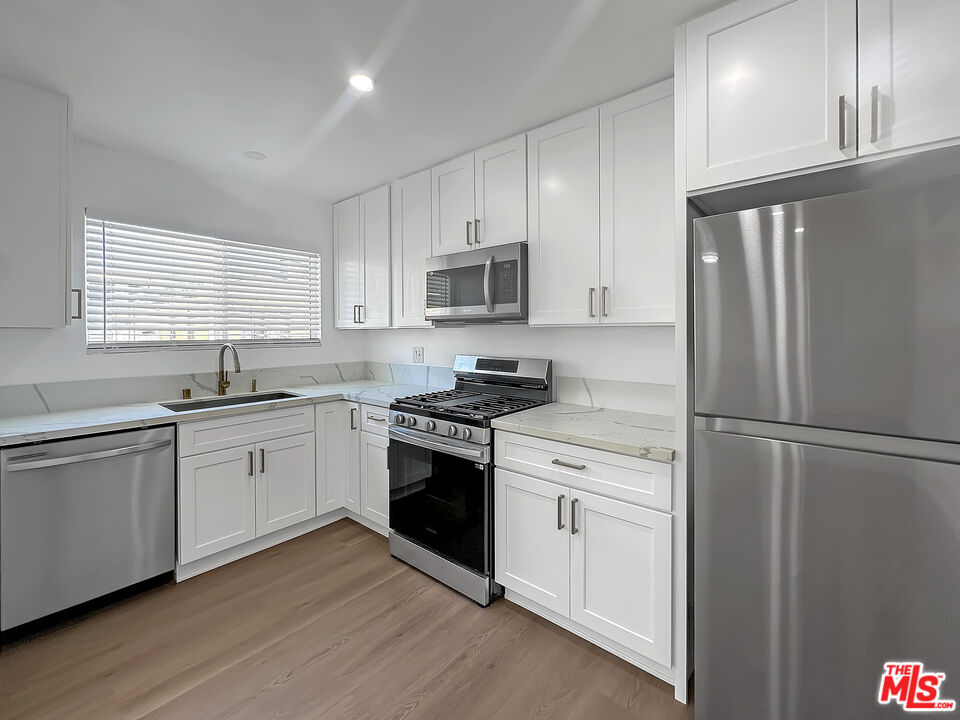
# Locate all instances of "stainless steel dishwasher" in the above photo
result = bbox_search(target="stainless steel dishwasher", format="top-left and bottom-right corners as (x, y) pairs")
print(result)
(1, 426), (175, 630)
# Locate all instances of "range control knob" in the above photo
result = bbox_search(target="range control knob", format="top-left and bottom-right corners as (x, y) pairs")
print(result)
(448, 425), (459, 437)
(394, 414), (406, 425)
(425, 420), (437, 431)
(407, 416), (418, 428)
(461, 428), (472, 440)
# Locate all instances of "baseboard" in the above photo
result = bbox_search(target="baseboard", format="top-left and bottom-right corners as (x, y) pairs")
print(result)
(344, 509), (388, 537)
(503, 589), (679, 693)
(176, 508), (348, 581)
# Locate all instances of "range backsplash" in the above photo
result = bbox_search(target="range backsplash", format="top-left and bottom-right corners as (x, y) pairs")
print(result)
(0, 362), (673, 420)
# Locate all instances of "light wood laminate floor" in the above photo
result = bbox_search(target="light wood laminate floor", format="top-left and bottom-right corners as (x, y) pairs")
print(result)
(0, 519), (694, 720)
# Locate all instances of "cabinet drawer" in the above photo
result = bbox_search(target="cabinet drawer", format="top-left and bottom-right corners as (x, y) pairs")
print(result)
(179, 405), (315, 457)
(494, 431), (671, 511)
(360, 404), (391, 437)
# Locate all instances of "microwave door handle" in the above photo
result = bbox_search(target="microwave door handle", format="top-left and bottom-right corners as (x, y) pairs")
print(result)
(483, 255), (494, 313)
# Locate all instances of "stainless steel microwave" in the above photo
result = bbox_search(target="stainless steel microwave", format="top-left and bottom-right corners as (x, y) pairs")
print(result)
(425, 242), (527, 323)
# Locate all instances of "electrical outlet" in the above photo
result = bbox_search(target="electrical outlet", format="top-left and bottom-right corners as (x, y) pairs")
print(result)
(412, 346), (424, 364)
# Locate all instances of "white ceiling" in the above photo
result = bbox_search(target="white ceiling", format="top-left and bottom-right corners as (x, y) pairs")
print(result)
(0, 0), (719, 201)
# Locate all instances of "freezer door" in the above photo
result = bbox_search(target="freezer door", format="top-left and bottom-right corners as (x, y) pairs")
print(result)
(695, 428), (960, 719)
(694, 175), (960, 442)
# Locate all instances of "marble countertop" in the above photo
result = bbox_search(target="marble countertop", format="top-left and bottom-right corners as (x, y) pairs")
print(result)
(0, 381), (435, 448)
(491, 403), (676, 463)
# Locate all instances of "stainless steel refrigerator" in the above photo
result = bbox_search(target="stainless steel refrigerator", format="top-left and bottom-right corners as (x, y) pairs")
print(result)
(694, 176), (960, 719)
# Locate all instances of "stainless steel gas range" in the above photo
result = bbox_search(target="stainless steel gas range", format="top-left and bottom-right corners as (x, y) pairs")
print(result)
(387, 355), (553, 606)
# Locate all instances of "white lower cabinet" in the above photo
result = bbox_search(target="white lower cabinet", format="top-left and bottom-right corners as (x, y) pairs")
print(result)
(255, 433), (316, 536)
(495, 469), (570, 615)
(179, 446), (257, 564)
(359, 431), (390, 528)
(569, 489), (672, 667)
(494, 433), (673, 672)
(343, 403), (362, 514)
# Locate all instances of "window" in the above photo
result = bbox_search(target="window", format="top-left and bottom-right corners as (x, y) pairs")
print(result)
(85, 217), (321, 351)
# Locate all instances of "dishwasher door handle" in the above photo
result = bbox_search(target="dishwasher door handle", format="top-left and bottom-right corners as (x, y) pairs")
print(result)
(5, 439), (173, 472)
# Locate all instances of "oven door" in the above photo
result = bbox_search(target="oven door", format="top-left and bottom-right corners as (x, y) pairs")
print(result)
(388, 427), (492, 574)
(425, 243), (527, 322)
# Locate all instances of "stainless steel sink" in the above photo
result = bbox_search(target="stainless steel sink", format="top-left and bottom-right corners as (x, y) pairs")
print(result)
(160, 391), (302, 412)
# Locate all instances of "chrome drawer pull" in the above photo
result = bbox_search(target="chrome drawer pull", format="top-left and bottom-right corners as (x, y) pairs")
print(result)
(552, 458), (586, 471)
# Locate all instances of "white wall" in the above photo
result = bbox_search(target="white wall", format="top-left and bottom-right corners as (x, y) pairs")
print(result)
(0, 139), (365, 386)
(364, 325), (675, 385)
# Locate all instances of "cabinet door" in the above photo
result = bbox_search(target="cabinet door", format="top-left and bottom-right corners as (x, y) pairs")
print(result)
(474, 134), (527, 248)
(527, 108), (601, 326)
(359, 431), (390, 528)
(391, 171), (433, 327)
(0, 77), (69, 328)
(431, 152), (476, 256)
(343, 403), (362, 514)
(334, 196), (363, 328)
(494, 469), (570, 616)
(179, 446), (256, 564)
(315, 402), (345, 514)
(569, 489), (672, 666)
(859, 0), (960, 155)
(600, 83), (675, 325)
(255, 433), (317, 536)
(360, 185), (391, 327)
(685, 0), (857, 190)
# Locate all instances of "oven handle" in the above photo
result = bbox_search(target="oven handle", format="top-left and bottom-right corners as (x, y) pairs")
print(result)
(483, 255), (494, 313)
(389, 427), (490, 463)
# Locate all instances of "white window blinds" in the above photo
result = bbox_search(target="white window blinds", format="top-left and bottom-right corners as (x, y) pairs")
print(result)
(85, 217), (321, 350)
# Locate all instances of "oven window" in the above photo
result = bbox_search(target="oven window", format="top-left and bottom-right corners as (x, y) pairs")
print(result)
(389, 440), (490, 574)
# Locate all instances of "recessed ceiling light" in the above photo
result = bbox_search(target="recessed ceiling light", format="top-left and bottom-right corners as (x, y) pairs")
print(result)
(243, 150), (266, 160)
(349, 74), (375, 93)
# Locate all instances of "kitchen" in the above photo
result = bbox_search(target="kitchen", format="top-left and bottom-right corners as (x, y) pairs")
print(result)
(0, 1), (958, 718)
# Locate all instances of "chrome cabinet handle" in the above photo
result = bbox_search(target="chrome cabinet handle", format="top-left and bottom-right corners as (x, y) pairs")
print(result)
(71, 288), (83, 320)
(358, 304), (364, 324)
(557, 494), (565, 530)
(369, 414), (387, 422)
(552, 458), (586, 471)
(838, 94), (847, 150)
(466, 220), (473, 246)
(474, 218), (481, 245)
(259, 448), (265, 474)
(248, 450), (254, 476)
(870, 85), (880, 143)
(352, 304), (358, 323)
(350, 407), (358, 430)
(571, 498), (580, 535)
(601, 286), (608, 317)
(588, 287), (596, 318)
(483, 255), (494, 313)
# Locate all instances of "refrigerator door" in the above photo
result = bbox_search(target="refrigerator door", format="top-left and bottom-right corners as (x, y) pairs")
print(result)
(694, 175), (960, 442)
(695, 426), (960, 719)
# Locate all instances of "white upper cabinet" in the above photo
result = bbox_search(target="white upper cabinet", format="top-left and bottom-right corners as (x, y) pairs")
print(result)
(474, 134), (527, 248)
(359, 185), (391, 328)
(431, 152), (476, 256)
(334, 185), (390, 328)
(431, 134), (527, 256)
(599, 82), (675, 325)
(390, 170), (433, 327)
(333, 196), (362, 328)
(684, 0), (857, 190)
(0, 76), (70, 328)
(527, 108), (602, 326)
(858, 0), (960, 156)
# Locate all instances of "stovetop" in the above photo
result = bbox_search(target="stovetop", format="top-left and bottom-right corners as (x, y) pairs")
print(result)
(391, 389), (544, 423)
